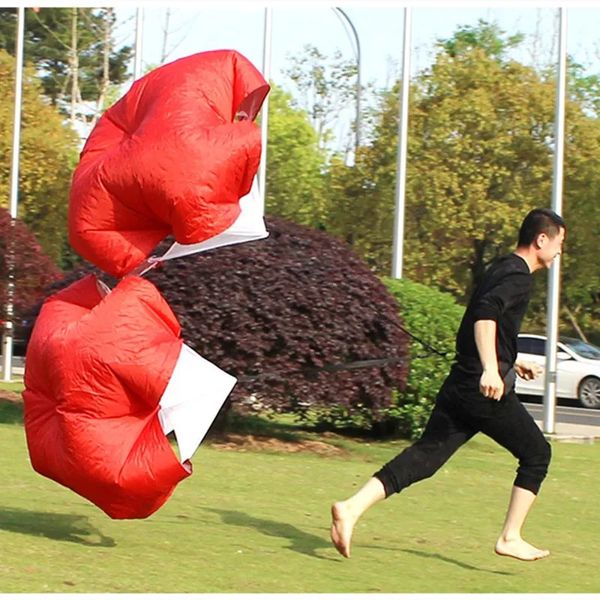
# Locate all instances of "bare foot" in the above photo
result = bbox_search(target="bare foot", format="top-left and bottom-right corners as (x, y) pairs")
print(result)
(495, 537), (550, 561)
(330, 501), (356, 558)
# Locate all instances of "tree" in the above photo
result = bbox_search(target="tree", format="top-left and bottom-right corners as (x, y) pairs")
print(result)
(440, 19), (524, 60)
(283, 44), (358, 153)
(0, 49), (79, 265)
(265, 85), (329, 228)
(324, 83), (419, 266)
(326, 22), (557, 299)
(0, 8), (132, 123)
(405, 39), (556, 301)
(546, 97), (600, 340)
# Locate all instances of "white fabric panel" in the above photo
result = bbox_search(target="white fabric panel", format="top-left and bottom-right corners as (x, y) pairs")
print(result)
(158, 344), (237, 463)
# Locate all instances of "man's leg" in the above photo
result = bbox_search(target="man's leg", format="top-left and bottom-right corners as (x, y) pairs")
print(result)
(495, 485), (549, 560)
(479, 392), (551, 560)
(331, 389), (475, 558)
(330, 477), (386, 558)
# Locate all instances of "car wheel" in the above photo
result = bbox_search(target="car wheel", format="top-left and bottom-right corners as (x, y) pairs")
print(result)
(578, 376), (600, 409)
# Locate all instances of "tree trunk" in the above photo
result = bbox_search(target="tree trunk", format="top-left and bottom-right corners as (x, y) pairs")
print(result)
(92, 8), (112, 126)
(471, 238), (488, 293)
(563, 305), (589, 342)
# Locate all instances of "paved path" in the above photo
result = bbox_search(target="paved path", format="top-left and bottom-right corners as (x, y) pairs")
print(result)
(523, 401), (600, 443)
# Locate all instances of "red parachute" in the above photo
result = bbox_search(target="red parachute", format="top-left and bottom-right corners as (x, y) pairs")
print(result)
(23, 275), (188, 518)
(68, 49), (269, 278)
(23, 274), (236, 519)
(23, 50), (269, 518)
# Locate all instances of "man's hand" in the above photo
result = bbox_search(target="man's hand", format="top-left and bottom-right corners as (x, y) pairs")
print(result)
(515, 360), (544, 381)
(480, 369), (505, 401)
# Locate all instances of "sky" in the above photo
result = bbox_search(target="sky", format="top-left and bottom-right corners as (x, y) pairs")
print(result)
(111, 3), (600, 85)
(3, 1), (600, 146)
(110, 2), (600, 149)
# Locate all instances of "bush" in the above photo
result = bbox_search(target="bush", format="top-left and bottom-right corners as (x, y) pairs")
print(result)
(25, 217), (410, 429)
(0, 209), (62, 351)
(380, 277), (465, 439)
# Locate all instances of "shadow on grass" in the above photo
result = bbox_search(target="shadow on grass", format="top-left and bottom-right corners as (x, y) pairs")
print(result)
(204, 507), (337, 561)
(0, 507), (116, 547)
(400, 548), (513, 575)
(0, 401), (23, 424)
(209, 413), (306, 443)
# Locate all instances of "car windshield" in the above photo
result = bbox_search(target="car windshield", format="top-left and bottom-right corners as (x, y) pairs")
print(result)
(561, 337), (600, 360)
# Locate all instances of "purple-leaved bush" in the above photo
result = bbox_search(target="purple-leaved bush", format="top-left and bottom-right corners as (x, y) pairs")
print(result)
(24, 217), (410, 421)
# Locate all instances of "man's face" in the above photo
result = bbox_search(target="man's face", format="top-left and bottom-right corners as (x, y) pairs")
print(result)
(537, 227), (565, 269)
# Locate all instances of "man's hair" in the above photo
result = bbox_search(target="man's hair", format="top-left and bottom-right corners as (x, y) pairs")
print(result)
(518, 208), (566, 247)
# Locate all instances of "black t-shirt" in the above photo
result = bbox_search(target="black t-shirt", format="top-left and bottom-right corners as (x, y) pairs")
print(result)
(454, 253), (533, 375)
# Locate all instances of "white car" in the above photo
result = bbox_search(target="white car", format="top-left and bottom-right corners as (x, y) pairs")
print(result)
(516, 334), (600, 408)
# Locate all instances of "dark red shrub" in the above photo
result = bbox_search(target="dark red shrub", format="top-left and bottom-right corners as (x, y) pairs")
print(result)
(0, 208), (62, 347)
(24, 217), (410, 425)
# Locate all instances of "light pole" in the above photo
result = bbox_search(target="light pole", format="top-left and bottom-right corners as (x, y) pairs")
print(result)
(333, 7), (361, 152)
(543, 7), (568, 434)
(258, 7), (272, 215)
(2, 6), (25, 383)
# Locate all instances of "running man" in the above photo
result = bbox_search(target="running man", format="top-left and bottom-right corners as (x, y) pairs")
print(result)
(331, 208), (565, 561)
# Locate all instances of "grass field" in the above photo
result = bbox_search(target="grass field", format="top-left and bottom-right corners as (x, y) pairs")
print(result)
(1, 393), (599, 593)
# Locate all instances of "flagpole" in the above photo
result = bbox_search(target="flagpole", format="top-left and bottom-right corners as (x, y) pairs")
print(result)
(2, 6), (25, 383)
(133, 7), (144, 80)
(391, 7), (411, 279)
(543, 7), (567, 434)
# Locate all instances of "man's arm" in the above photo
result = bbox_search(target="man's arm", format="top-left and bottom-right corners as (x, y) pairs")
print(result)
(474, 319), (504, 400)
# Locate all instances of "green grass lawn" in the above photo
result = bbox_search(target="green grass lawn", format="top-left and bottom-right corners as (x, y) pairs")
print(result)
(1, 400), (599, 593)
(0, 380), (23, 393)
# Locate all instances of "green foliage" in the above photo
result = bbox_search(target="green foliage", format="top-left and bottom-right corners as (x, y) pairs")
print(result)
(0, 49), (78, 263)
(439, 19), (524, 59)
(381, 277), (464, 439)
(265, 85), (329, 228)
(0, 8), (132, 109)
(567, 59), (600, 118)
(404, 45), (556, 301)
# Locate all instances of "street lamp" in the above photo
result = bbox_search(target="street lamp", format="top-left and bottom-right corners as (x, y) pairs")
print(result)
(333, 7), (361, 152)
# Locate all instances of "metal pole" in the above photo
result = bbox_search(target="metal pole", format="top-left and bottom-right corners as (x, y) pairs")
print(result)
(333, 8), (361, 152)
(391, 7), (411, 279)
(258, 7), (272, 215)
(133, 7), (144, 80)
(543, 7), (567, 434)
(2, 6), (25, 383)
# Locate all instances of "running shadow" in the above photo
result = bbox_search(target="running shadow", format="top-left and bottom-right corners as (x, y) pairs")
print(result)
(203, 507), (336, 561)
(400, 548), (513, 575)
(0, 507), (116, 547)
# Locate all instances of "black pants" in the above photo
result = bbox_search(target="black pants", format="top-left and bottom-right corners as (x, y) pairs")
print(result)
(375, 367), (552, 497)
